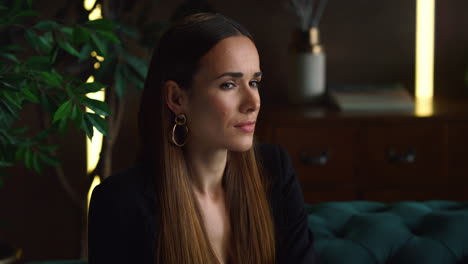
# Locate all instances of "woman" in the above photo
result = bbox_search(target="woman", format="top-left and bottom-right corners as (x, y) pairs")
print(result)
(88, 12), (316, 264)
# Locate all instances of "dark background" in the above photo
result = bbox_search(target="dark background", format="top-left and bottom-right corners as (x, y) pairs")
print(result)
(1, 0), (467, 261)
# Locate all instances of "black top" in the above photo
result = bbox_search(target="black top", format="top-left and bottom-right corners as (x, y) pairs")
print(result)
(88, 144), (316, 263)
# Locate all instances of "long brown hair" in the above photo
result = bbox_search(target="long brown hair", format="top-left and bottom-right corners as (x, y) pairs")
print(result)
(138, 13), (275, 263)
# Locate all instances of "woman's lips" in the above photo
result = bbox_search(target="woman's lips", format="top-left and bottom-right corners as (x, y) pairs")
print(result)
(234, 121), (256, 133)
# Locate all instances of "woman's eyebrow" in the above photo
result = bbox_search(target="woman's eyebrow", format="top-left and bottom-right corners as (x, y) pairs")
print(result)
(215, 71), (262, 79)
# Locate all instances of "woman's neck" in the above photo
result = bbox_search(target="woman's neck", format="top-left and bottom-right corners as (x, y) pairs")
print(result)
(185, 145), (228, 198)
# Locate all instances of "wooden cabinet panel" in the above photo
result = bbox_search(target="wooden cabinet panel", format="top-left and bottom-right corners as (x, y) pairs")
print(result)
(359, 123), (445, 186)
(274, 125), (358, 186)
(447, 123), (468, 182)
(261, 99), (468, 202)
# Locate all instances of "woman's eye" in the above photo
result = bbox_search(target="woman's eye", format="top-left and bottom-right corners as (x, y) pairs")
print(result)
(249, 80), (261, 88)
(220, 82), (236, 90)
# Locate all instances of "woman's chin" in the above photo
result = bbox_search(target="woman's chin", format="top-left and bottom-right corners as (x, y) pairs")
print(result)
(228, 139), (254, 152)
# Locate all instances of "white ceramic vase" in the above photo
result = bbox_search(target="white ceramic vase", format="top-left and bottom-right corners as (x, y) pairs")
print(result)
(288, 27), (326, 104)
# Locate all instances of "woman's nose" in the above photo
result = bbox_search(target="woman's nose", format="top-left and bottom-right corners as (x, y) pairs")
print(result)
(239, 84), (260, 113)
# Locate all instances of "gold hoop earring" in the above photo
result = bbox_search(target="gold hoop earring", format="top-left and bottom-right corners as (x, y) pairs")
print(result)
(171, 114), (189, 147)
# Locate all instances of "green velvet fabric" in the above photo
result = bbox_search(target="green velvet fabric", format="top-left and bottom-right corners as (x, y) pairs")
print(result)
(306, 201), (468, 264)
(27, 261), (87, 264)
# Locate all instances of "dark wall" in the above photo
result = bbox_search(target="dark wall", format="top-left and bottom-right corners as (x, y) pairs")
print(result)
(2, 0), (467, 262)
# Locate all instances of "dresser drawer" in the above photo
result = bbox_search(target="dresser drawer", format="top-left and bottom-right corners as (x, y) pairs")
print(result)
(274, 125), (358, 185)
(447, 123), (468, 182)
(359, 123), (444, 186)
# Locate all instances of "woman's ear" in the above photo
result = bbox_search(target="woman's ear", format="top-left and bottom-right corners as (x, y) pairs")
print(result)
(164, 80), (188, 115)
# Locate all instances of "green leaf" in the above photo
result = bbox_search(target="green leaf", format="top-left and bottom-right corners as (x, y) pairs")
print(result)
(39, 92), (53, 114)
(96, 30), (120, 43)
(25, 29), (40, 52)
(73, 26), (90, 45)
(52, 100), (72, 123)
(58, 116), (69, 135)
(0, 160), (13, 167)
(32, 151), (43, 175)
(3, 91), (22, 108)
(38, 152), (60, 166)
(34, 20), (58, 31)
(80, 115), (94, 140)
(39, 71), (61, 87)
(125, 54), (147, 79)
(77, 82), (103, 94)
(13, 0), (22, 11)
(85, 19), (116, 31)
(4, 45), (23, 52)
(0, 109), (15, 128)
(60, 26), (73, 38)
(37, 144), (59, 152)
(0, 100), (19, 117)
(118, 23), (140, 39)
(90, 33), (106, 56)
(79, 96), (110, 116)
(121, 62), (144, 90)
(85, 113), (108, 136)
(50, 46), (59, 64)
(24, 148), (33, 169)
(34, 129), (50, 141)
(57, 39), (80, 57)
(20, 87), (40, 103)
(37, 35), (52, 53)
(15, 10), (39, 18)
(10, 126), (28, 135)
(0, 80), (19, 91)
(78, 43), (92, 63)
(70, 103), (78, 120)
(1, 53), (19, 63)
(24, 56), (51, 70)
(114, 64), (125, 98)
(27, 0), (33, 8)
(15, 146), (27, 161)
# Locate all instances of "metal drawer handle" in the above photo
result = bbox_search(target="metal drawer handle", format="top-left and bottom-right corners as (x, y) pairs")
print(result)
(387, 148), (416, 164)
(300, 150), (329, 165)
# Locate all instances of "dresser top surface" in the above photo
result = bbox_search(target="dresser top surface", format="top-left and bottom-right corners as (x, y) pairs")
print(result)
(260, 97), (468, 122)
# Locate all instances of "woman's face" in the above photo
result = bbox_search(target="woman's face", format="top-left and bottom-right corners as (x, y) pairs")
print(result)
(184, 36), (261, 152)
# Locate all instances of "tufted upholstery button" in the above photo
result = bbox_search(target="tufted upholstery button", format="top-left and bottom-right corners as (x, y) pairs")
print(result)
(306, 201), (468, 264)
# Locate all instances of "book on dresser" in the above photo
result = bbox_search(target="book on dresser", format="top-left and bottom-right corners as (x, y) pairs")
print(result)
(328, 84), (415, 112)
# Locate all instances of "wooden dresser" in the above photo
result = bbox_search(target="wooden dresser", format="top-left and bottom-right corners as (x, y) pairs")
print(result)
(257, 98), (468, 203)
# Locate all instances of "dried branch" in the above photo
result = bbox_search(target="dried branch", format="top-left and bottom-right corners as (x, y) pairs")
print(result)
(39, 106), (84, 211)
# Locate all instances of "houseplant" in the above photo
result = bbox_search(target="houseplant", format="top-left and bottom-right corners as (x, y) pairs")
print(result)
(0, 0), (163, 259)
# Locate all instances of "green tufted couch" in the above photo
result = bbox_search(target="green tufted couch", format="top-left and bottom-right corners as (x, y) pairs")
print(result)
(306, 200), (468, 264)
(25, 200), (468, 264)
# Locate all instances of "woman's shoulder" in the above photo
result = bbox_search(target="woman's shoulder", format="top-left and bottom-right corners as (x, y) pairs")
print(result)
(255, 143), (294, 187)
(91, 163), (152, 206)
(255, 143), (292, 175)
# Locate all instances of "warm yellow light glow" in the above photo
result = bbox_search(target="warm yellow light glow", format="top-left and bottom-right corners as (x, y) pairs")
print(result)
(415, 0), (435, 99)
(88, 4), (103, 21)
(96, 55), (104, 62)
(87, 175), (101, 213)
(85, 75), (105, 211)
(415, 97), (434, 117)
(83, 0), (96, 11)
(86, 88), (105, 174)
(94, 62), (100, 69)
(90, 51), (97, 57)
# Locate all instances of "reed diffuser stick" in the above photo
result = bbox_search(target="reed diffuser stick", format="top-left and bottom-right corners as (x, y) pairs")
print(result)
(287, 0), (329, 30)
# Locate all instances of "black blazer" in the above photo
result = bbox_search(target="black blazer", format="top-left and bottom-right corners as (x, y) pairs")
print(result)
(88, 144), (316, 263)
